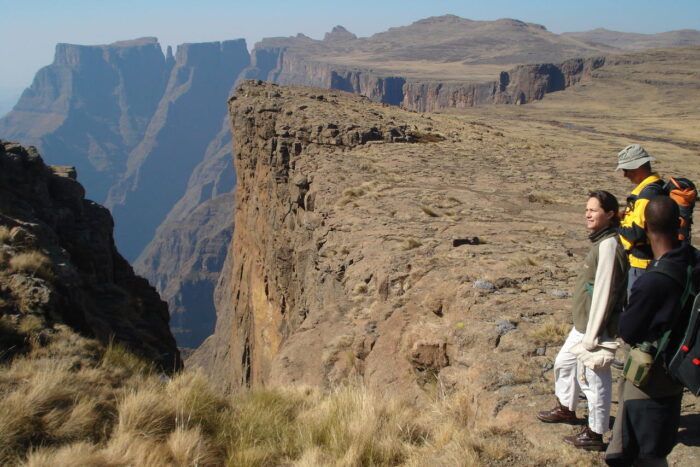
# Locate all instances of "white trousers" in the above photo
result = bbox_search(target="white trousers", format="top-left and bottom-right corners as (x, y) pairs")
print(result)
(554, 327), (613, 435)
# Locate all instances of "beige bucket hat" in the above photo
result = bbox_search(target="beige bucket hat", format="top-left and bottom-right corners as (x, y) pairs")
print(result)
(616, 144), (656, 171)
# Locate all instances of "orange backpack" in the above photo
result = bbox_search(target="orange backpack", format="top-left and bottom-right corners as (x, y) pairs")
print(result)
(664, 177), (697, 243)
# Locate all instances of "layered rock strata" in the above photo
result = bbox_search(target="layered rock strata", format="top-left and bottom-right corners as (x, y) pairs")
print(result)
(0, 140), (181, 371)
(244, 47), (606, 112)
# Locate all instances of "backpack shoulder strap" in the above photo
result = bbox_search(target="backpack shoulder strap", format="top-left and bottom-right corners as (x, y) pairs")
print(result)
(637, 180), (667, 200)
(647, 258), (687, 286)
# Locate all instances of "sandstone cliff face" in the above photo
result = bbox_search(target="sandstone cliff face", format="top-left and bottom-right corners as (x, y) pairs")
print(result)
(0, 38), (171, 203)
(494, 56), (607, 105)
(193, 81), (592, 393)
(0, 140), (181, 371)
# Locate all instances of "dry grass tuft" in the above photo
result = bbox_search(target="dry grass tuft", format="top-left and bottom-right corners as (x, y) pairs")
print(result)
(527, 191), (557, 205)
(102, 339), (157, 375)
(403, 238), (423, 250)
(508, 255), (539, 268)
(529, 322), (569, 346)
(115, 384), (176, 439)
(352, 283), (368, 294)
(24, 442), (107, 467)
(8, 251), (54, 279)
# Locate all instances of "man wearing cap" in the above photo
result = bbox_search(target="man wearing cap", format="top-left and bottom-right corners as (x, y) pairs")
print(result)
(616, 144), (664, 291)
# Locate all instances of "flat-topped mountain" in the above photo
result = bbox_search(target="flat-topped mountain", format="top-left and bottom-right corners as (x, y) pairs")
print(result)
(563, 27), (700, 50)
(251, 15), (618, 84)
(0, 38), (171, 204)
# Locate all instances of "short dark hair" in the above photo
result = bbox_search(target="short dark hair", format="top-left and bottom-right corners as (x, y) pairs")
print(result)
(589, 190), (620, 227)
(639, 161), (652, 172)
(645, 196), (679, 236)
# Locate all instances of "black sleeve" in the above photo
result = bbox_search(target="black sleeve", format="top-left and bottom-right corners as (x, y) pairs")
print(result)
(618, 223), (647, 243)
(619, 273), (681, 345)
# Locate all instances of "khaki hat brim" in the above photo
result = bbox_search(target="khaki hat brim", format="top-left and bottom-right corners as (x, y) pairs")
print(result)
(615, 155), (656, 171)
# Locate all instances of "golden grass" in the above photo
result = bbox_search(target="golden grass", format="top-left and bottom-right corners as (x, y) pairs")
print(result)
(527, 191), (558, 205)
(102, 339), (157, 375)
(8, 250), (54, 279)
(0, 321), (600, 466)
(528, 322), (570, 346)
(507, 255), (539, 268)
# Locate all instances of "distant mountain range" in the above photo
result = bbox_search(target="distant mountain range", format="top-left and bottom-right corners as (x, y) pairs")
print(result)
(563, 28), (700, 50)
(1, 15), (698, 349)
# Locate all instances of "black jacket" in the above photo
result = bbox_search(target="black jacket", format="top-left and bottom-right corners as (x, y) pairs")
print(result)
(620, 242), (699, 348)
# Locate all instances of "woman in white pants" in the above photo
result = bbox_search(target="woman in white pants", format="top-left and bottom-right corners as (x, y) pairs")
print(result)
(537, 190), (629, 451)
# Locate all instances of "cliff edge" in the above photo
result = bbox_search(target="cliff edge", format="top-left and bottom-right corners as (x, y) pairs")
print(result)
(0, 140), (181, 371)
(192, 80), (586, 395)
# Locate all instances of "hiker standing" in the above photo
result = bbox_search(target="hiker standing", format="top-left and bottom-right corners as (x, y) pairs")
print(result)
(605, 196), (699, 466)
(537, 191), (628, 450)
(616, 144), (664, 292)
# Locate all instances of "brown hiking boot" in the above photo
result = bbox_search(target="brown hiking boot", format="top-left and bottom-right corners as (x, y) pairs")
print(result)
(536, 402), (577, 424)
(563, 425), (605, 451)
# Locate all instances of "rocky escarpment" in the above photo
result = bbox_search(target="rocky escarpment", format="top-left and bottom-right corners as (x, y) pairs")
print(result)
(245, 45), (606, 112)
(0, 140), (181, 371)
(189, 78), (700, 462)
(192, 80), (593, 393)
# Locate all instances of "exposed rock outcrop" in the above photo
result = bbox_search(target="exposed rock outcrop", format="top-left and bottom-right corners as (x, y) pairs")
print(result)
(323, 26), (357, 42)
(0, 140), (181, 371)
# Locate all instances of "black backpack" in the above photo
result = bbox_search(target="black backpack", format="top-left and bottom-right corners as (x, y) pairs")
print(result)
(647, 255), (700, 395)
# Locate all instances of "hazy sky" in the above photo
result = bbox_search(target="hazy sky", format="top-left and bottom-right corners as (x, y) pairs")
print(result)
(1, 0), (699, 115)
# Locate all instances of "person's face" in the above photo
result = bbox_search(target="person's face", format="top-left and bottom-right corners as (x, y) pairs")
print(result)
(622, 167), (644, 184)
(585, 197), (614, 233)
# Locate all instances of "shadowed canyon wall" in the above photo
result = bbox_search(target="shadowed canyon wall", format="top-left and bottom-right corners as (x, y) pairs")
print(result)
(105, 40), (249, 262)
(0, 39), (247, 348)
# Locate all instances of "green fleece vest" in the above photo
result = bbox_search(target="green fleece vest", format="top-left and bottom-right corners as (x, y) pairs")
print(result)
(571, 227), (628, 335)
